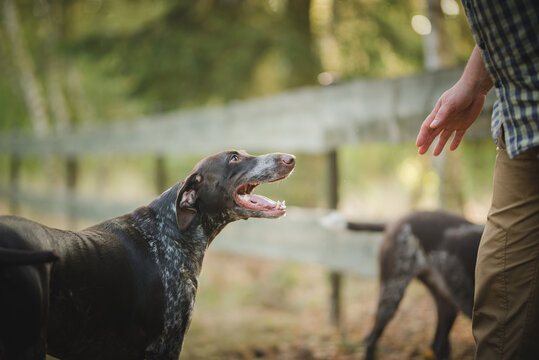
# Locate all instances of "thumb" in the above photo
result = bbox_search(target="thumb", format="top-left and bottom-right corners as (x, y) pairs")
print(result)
(430, 101), (453, 129)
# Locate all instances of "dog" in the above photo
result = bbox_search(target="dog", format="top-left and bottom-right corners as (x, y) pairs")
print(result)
(0, 249), (59, 360)
(326, 210), (482, 360)
(0, 150), (295, 360)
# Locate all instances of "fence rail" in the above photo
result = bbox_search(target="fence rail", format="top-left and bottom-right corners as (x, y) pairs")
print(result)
(0, 67), (494, 157)
(0, 185), (382, 277)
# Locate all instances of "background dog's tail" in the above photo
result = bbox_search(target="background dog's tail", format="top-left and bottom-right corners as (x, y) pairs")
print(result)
(346, 221), (386, 232)
(0, 248), (59, 266)
(320, 211), (386, 232)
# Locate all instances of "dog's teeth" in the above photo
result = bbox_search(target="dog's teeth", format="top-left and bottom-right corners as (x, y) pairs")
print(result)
(282, 200), (286, 207)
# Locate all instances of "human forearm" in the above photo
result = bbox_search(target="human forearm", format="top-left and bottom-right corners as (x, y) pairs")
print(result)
(460, 45), (494, 95)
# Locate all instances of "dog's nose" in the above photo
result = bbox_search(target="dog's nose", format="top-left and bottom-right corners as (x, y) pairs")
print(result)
(281, 154), (295, 167)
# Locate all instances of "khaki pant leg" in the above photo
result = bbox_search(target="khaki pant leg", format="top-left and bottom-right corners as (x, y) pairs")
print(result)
(473, 143), (539, 360)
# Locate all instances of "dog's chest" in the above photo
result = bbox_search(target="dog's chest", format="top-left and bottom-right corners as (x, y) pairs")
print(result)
(145, 225), (201, 358)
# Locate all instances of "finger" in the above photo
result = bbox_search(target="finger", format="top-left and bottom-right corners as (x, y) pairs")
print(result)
(418, 127), (443, 154)
(416, 99), (442, 147)
(426, 100), (442, 126)
(416, 123), (432, 147)
(433, 129), (453, 156)
(416, 104), (440, 146)
(430, 101), (453, 129)
(450, 130), (466, 151)
(418, 142), (432, 155)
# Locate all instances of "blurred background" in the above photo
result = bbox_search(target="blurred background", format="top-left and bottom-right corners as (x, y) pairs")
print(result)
(0, 0), (494, 358)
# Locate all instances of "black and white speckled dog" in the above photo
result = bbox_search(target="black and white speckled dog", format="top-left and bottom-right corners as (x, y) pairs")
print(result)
(0, 150), (295, 360)
(327, 210), (482, 360)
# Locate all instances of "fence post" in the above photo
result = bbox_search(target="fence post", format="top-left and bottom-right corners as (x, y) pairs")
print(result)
(327, 149), (343, 330)
(155, 155), (167, 195)
(9, 155), (21, 214)
(432, 151), (465, 212)
(65, 156), (78, 229)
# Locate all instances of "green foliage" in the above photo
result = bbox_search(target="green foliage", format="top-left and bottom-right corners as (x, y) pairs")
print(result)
(0, 75), (29, 131)
(0, 0), (475, 129)
(65, 0), (321, 113)
(460, 139), (496, 199)
(335, 0), (423, 78)
(0, 27), (30, 131)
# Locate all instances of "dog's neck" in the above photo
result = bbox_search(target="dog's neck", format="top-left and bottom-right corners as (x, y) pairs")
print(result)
(141, 182), (229, 274)
(136, 183), (210, 356)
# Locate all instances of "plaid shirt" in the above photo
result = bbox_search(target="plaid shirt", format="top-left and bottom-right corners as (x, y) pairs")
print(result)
(462, 0), (539, 158)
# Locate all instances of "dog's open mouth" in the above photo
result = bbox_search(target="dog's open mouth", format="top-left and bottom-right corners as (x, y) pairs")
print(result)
(234, 178), (287, 217)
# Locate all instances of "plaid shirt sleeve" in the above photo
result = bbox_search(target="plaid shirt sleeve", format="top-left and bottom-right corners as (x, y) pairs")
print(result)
(462, 0), (539, 158)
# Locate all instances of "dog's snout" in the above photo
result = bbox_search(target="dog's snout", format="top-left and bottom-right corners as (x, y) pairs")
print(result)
(281, 154), (295, 167)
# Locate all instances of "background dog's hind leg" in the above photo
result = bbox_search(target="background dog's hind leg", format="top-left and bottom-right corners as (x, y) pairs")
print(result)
(418, 272), (458, 360)
(363, 274), (413, 360)
(363, 223), (426, 360)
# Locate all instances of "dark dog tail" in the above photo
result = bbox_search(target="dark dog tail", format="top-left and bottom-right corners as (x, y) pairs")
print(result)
(0, 248), (59, 266)
(346, 221), (386, 232)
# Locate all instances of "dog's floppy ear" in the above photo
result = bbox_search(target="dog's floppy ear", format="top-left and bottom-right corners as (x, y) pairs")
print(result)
(175, 173), (202, 232)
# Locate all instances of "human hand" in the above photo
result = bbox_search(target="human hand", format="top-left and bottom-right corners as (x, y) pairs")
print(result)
(416, 79), (487, 156)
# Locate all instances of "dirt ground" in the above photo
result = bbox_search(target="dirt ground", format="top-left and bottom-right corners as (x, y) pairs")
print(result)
(180, 252), (475, 360)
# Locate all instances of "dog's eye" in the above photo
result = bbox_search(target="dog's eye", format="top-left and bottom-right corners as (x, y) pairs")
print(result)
(230, 154), (240, 163)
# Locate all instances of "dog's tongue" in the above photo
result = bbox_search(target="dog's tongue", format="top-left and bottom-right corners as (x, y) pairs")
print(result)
(236, 194), (285, 211)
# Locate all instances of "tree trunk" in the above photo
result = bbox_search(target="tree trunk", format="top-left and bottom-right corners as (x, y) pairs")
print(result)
(2, 0), (50, 137)
(423, 0), (465, 213)
(285, 0), (322, 86)
(424, 0), (451, 70)
(311, 0), (341, 75)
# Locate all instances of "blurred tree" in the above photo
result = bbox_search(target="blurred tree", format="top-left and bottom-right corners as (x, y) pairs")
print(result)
(422, 0), (466, 213)
(0, 0), (475, 131)
(330, 0), (423, 78)
(70, 0), (322, 112)
(2, 0), (50, 136)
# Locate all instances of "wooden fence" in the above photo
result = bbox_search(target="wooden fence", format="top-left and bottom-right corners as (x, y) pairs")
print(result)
(0, 67), (495, 328)
(0, 68), (493, 156)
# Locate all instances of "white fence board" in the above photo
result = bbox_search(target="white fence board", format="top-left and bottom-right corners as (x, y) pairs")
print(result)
(0, 68), (495, 156)
(0, 188), (382, 276)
